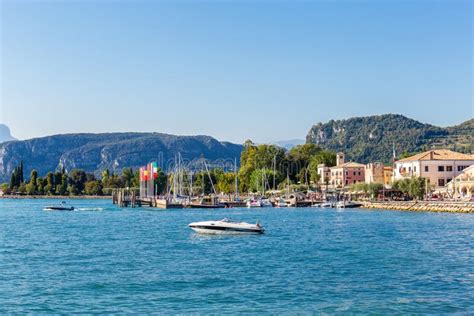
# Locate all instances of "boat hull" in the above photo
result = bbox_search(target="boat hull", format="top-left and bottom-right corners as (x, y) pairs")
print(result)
(190, 226), (264, 234)
(188, 220), (265, 235)
(43, 207), (75, 211)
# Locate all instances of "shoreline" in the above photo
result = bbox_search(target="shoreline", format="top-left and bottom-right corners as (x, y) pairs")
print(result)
(0, 195), (110, 200)
(360, 201), (474, 213)
(1, 196), (473, 213)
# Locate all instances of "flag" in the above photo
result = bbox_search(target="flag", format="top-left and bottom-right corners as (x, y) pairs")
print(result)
(152, 162), (158, 179)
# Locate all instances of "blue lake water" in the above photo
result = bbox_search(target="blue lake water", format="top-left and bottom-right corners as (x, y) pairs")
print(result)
(1, 198), (473, 313)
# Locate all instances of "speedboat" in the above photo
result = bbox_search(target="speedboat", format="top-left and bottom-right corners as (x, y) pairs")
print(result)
(320, 201), (333, 208)
(246, 199), (262, 208)
(43, 201), (75, 211)
(261, 199), (273, 207)
(188, 218), (265, 234)
(274, 197), (287, 207)
(335, 201), (362, 208)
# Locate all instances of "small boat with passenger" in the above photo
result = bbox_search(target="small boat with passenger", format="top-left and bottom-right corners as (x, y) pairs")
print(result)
(188, 218), (265, 234)
(43, 201), (75, 211)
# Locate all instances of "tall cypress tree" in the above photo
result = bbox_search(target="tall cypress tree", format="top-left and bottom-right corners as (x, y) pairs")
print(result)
(19, 161), (24, 184)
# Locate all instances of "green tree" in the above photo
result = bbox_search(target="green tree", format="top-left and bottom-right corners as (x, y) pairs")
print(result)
(37, 177), (46, 195)
(249, 169), (281, 193)
(286, 144), (330, 184)
(216, 172), (237, 194)
(1, 183), (11, 195)
(26, 170), (38, 195)
(194, 170), (218, 195)
(122, 167), (135, 188)
(55, 174), (68, 195)
(368, 182), (384, 200)
(393, 177), (426, 200)
(85, 180), (103, 195)
(409, 177), (426, 200)
(154, 168), (167, 195)
(238, 140), (286, 192)
(45, 172), (55, 195)
(308, 150), (337, 184)
(19, 161), (24, 184)
(69, 169), (88, 194)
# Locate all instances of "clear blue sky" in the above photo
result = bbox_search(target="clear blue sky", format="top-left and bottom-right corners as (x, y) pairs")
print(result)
(1, 0), (472, 143)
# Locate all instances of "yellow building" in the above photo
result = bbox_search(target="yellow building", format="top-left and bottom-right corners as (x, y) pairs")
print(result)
(383, 166), (393, 186)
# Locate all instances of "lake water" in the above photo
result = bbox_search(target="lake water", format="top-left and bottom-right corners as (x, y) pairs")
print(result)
(1, 198), (473, 313)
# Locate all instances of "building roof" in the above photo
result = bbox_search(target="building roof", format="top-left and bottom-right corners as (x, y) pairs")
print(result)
(330, 162), (365, 169)
(396, 149), (474, 163)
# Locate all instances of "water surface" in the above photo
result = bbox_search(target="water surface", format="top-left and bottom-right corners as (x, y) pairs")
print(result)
(1, 198), (473, 313)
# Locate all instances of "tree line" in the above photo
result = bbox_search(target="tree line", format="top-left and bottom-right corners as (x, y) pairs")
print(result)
(1, 164), (149, 196)
(0, 143), (338, 196)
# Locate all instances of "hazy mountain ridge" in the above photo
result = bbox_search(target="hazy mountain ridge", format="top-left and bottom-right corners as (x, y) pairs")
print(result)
(0, 132), (242, 182)
(306, 114), (473, 163)
(0, 124), (16, 143)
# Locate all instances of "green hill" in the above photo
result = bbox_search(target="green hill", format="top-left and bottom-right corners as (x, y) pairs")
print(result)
(306, 114), (473, 163)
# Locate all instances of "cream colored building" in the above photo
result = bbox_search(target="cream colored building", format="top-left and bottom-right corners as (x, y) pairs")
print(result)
(393, 149), (474, 188)
(317, 152), (365, 188)
(364, 163), (393, 187)
(365, 162), (385, 184)
(446, 165), (474, 199)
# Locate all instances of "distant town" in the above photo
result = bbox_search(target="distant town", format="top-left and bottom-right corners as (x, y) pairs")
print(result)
(2, 143), (473, 208)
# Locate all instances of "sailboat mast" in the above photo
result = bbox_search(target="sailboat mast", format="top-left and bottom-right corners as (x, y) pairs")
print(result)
(234, 157), (238, 200)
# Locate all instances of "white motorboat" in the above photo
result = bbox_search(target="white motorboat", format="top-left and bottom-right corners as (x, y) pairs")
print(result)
(320, 201), (333, 208)
(43, 201), (75, 211)
(335, 201), (362, 208)
(188, 218), (265, 234)
(261, 199), (273, 207)
(274, 197), (287, 208)
(246, 199), (262, 208)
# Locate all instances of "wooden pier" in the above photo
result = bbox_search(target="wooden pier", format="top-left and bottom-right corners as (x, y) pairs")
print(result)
(112, 189), (184, 209)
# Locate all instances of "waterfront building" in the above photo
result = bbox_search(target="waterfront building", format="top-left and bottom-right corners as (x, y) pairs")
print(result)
(446, 165), (474, 199)
(365, 162), (385, 184)
(393, 149), (474, 188)
(317, 164), (331, 185)
(365, 162), (394, 187)
(329, 153), (365, 188)
(383, 166), (393, 186)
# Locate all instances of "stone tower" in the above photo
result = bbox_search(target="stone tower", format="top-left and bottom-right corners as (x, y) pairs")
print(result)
(336, 152), (345, 166)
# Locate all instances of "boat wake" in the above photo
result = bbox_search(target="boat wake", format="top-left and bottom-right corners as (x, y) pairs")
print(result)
(76, 207), (104, 212)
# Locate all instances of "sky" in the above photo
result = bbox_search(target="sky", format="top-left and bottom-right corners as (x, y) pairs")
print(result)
(0, 0), (472, 144)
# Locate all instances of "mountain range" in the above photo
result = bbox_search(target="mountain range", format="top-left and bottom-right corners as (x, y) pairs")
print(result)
(1, 114), (472, 182)
(0, 132), (242, 182)
(306, 114), (473, 164)
(0, 124), (16, 143)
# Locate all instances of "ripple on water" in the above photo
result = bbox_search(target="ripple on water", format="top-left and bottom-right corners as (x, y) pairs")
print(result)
(0, 199), (473, 313)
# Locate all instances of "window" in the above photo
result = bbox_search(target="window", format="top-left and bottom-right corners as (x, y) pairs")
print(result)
(358, 171), (361, 176)
(438, 166), (444, 172)
(353, 171), (356, 176)
(425, 166), (429, 172)
(458, 165), (468, 172)
(438, 179), (445, 186)
(414, 166), (417, 172)
(446, 166), (453, 172)
(345, 180), (348, 185)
